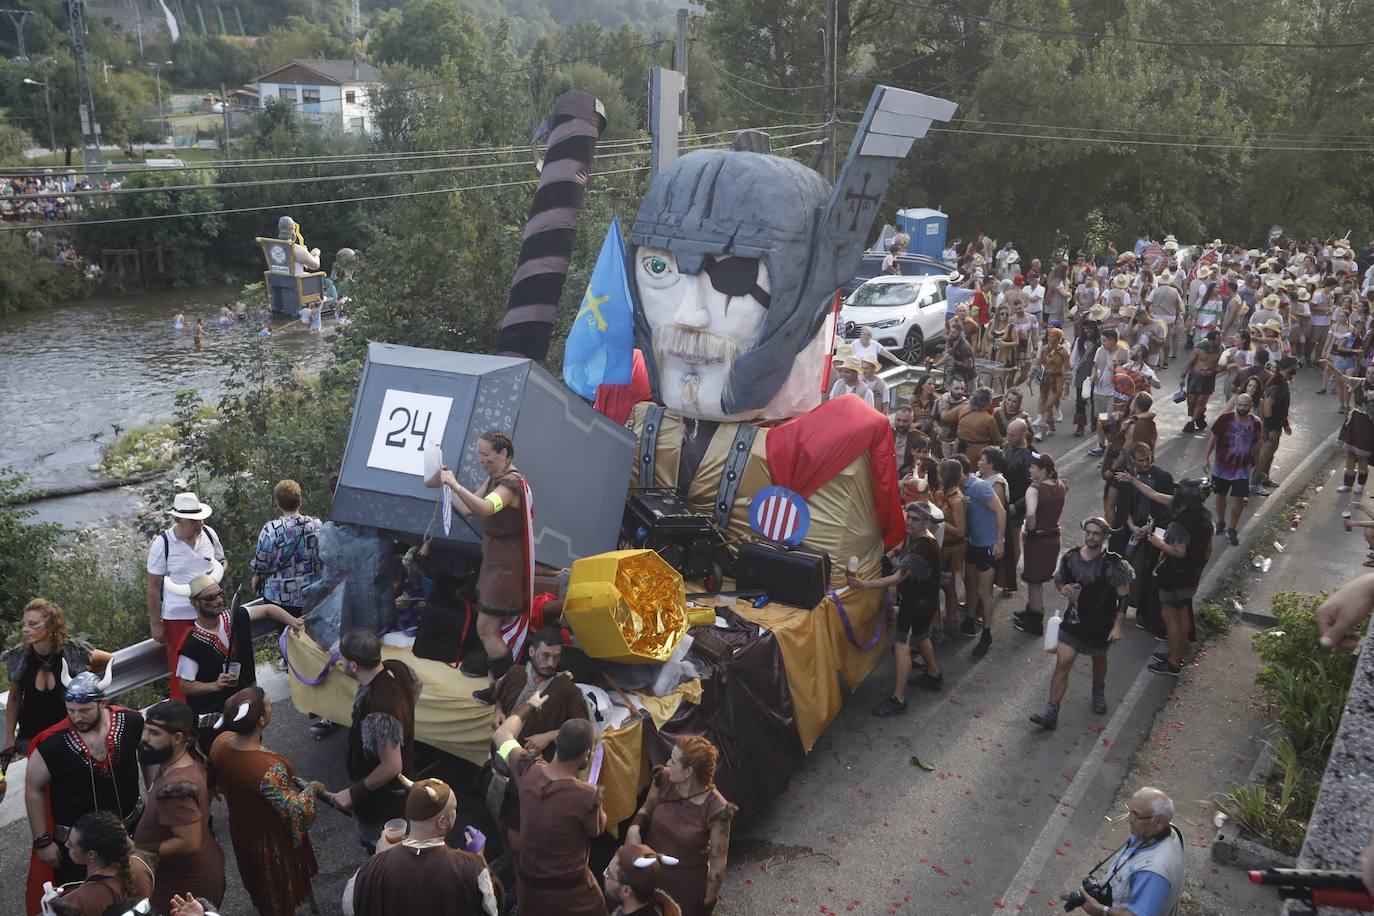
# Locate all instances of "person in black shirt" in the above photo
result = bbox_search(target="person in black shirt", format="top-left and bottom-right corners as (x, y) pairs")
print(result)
(847, 501), (946, 717)
(998, 422), (1035, 597)
(1108, 443), (1175, 637)
(1254, 356), (1297, 490)
(177, 575), (303, 735)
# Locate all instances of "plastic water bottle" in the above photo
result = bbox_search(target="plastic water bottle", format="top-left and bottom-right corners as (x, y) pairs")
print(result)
(1043, 612), (1062, 653)
(847, 555), (860, 575)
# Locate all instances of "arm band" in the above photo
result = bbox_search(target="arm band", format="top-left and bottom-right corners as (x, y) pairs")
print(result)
(496, 739), (520, 762)
(485, 492), (504, 512)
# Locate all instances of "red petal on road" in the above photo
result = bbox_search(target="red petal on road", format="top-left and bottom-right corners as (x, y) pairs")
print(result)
(964, 858), (973, 865)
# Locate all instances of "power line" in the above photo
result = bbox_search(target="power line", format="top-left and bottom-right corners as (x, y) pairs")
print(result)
(947, 116), (1374, 148)
(1, 122), (827, 176)
(1, 127), (827, 200)
(840, 119), (1374, 153)
(880, 0), (1374, 49)
(716, 77), (831, 119)
(0, 165), (654, 233)
(0, 133), (827, 233)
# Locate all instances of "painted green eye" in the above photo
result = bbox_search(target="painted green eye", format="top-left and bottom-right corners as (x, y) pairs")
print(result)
(646, 256), (668, 275)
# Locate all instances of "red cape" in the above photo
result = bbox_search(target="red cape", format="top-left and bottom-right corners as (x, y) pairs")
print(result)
(765, 395), (905, 549)
(25, 707), (136, 915)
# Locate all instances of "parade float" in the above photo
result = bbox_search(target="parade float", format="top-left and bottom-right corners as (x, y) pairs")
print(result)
(280, 84), (957, 826)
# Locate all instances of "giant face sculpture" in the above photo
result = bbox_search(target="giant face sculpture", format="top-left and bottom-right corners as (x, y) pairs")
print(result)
(635, 248), (773, 419)
(629, 150), (833, 422)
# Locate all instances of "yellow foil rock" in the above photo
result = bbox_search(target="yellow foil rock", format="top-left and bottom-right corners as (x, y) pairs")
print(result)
(564, 549), (688, 663)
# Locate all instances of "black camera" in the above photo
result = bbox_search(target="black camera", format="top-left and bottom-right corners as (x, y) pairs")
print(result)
(1061, 876), (1112, 911)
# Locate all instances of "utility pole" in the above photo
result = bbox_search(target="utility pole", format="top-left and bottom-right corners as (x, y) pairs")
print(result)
(822, 0), (838, 183)
(65, 0), (103, 169)
(675, 8), (689, 119)
(0, 9), (32, 61)
(219, 82), (230, 155)
(22, 77), (56, 160)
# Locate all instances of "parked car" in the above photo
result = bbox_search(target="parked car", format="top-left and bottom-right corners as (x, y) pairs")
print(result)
(838, 274), (950, 362)
(839, 251), (953, 297)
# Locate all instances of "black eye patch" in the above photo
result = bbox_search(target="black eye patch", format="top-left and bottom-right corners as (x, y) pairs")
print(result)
(703, 255), (771, 308)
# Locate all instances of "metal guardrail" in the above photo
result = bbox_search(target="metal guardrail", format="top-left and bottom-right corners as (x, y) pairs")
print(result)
(0, 617), (280, 711)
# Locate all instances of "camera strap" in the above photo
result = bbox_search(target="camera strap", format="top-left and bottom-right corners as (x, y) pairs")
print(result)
(1095, 824), (1185, 886)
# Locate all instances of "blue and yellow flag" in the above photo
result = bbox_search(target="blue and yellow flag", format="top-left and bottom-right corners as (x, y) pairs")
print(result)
(563, 217), (634, 399)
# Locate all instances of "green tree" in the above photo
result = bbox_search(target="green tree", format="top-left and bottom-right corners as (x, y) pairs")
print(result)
(0, 112), (34, 163)
(370, 0), (485, 73)
(258, 16), (355, 75)
(0, 469), (61, 633)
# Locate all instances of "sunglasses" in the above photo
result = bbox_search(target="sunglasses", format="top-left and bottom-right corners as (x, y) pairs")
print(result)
(702, 255), (771, 308)
(195, 591), (224, 603)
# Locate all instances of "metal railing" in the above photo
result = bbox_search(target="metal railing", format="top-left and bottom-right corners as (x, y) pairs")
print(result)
(0, 617), (280, 711)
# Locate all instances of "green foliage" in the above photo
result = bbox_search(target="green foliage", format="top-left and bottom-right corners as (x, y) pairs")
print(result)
(0, 469), (62, 640)
(38, 539), (150, 658)
(257, 16), (356, 75)
(70, 169), (228, 284)
(1207, 738), (1310, 857)
(0, 112), (34, 163)
(0, 234), (90, 315)
(1195, 600), (1235, 636)
(370, 0), (486, 72)
(0, 56), (158, 163)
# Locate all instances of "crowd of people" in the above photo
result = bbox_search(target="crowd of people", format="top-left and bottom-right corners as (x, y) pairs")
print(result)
(3, 472), (732, 916)
(2, 170), (114, 223)
(860, 232), (1374, 724)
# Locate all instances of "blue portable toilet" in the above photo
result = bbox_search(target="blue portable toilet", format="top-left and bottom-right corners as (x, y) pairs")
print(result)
(896, 207), (949, 259)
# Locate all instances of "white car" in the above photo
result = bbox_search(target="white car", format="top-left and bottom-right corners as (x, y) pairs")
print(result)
(839, 274), (950, 362)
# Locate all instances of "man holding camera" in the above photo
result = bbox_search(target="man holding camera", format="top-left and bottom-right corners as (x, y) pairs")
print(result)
(1067, 786), (1184, 916)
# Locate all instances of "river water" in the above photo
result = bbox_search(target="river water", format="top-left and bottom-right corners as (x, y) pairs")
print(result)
(0, 286), (330, 524)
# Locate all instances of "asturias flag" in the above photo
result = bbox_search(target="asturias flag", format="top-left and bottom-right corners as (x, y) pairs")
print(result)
(563, 217), (634, 399)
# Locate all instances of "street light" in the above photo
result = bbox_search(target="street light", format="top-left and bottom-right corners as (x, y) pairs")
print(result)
(21, 77), (56, 161)
(147, 60), (172, 143)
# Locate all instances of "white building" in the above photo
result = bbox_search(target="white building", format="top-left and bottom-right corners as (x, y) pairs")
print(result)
(254, 59), (382, 135)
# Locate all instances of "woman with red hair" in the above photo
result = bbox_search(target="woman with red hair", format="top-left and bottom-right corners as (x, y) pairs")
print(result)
(624, 735), (736, 915)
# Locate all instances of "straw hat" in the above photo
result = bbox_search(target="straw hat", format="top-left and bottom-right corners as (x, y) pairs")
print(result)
(1196, 265), (1214, 280)
(1297, 287), (1311, 301)
(1111, 274), (1131, 288)
(1246, 249), (1261, 259)
(1119, 304), (1139, 320)
(1087, 304), (1110, 322)
(1264, 276), (1281, 290)
(1157, 268), (1173, 284)
(1333, 247), (1350, 259)
(842, 356), (861, 371)
(861, 355), (880, 369)
(1261, 293), (1281, 309)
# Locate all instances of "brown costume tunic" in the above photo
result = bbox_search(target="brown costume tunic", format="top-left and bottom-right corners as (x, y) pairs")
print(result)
(347, 660), (419, 828)
(55, 861), (154, 916)
(956, 411), (1004, 464)
(478, 467), (528, 615)
(508, 747), (606, 916)
(494, 665), (589, 755)
(209, 733), (319, 916)
(133, 759), (225, 914)
(352, 842), (498, 916)
(1021, 480), (1066, 583)
(633, 769), (736, 916)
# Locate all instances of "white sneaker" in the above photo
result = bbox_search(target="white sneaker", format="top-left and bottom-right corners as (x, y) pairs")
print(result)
(1358, 484), (1366, 495)
(1055, 408), (1063, 422)
(1338, 484), (1353, 493)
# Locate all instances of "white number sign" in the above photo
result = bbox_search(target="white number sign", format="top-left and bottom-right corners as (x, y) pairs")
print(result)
(366, 389), (454, 476)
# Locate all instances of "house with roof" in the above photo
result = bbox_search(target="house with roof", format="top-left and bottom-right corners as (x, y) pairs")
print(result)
(254, 59), (383, 135)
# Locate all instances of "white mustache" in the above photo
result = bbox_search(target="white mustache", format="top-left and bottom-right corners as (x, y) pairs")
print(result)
(655, 325), (741, 367)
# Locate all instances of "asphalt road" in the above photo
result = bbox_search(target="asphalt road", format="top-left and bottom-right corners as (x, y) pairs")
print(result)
(0, 363), (1342, 916)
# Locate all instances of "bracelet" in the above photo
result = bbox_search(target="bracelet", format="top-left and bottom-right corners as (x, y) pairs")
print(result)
(32, 834), (53, 849)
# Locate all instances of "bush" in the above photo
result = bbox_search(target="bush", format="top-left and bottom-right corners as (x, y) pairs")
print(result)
(0, 469), (62, 644)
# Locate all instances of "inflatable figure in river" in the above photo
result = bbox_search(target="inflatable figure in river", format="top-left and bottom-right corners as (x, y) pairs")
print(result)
(256, 216), (326, 316)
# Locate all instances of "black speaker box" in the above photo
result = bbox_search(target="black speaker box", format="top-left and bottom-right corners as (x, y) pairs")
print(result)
(735, 541), (832, 609)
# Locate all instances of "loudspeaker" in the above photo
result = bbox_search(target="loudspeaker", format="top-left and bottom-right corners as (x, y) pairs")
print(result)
(735, 541), (832, 609)
(412, 600), (471, 665)
(623, 488), (717, 581)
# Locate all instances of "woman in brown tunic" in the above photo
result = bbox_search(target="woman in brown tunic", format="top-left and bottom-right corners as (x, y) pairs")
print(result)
(54, 812), (154, 916)
(440, 429), (529, 702)
(209, 687), (320, 916)
(624, 736), (736, 916)
(1016, 454), (1067, 637)
(1034, 328), (1070, 437)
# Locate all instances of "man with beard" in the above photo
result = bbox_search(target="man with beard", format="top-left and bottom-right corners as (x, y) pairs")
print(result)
(1107, 443), (1175, 635)
(935, 375), (970, 457)
(490, 628), (589, 872)
(23, 669), (142, 913)
(493, 628), (587, 757)
(1029, 518), (1132, 730)
(1204, 393), (1263, 544)
(133, 700), (225, 913)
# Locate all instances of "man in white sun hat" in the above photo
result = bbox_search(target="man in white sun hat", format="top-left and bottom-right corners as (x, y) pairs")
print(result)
(146, 492), (228, 699)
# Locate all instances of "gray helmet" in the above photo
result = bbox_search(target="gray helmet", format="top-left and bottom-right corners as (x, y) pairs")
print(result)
(629, 149), (832, 416)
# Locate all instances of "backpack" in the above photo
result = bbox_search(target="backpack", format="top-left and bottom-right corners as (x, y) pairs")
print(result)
(161, 524), (222, 565)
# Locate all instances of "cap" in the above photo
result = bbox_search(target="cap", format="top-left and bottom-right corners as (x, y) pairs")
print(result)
(188, 574), (220, 599)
